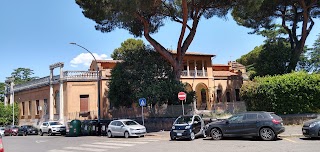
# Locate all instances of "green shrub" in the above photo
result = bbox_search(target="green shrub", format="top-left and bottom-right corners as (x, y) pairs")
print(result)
(241, 72), (320, 114)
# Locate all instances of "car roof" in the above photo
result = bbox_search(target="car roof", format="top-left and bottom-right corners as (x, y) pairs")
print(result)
(112, 119), (135, 122)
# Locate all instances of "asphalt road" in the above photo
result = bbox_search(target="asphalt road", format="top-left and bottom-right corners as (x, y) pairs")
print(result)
(1, 134), (319, 152)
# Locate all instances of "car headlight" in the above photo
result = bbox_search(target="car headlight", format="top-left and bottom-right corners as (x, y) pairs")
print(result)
(309, 122), (317, 128)
(171, 126), (175, 130)
(185, 126), (191, 129)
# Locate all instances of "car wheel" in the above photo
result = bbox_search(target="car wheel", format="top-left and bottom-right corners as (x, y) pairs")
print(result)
(107, 131), (113, 138)
(48, 130), (52, 136)
(24, 132), (28, 136)
(202, 130), (207, 138)
(124, 131), (129, 138)
(260, 127), (275, 141)
(210, 128), (223, 140)
(39, 130), (43, 136)
(189, 132), (195, 141)
(170, 134), (176, 140)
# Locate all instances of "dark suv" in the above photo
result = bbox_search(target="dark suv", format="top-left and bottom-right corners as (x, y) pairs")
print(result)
(205, 111), (285, 141)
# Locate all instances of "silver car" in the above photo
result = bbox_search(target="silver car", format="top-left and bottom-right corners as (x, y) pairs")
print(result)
(0, 127), (4, 137)
(107, 119), (146, 138)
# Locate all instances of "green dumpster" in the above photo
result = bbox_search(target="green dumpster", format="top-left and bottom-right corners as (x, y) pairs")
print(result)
(69, 119), (82, 137)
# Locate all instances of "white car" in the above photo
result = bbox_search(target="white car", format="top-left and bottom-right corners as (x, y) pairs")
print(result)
(107, 119), (146, 138)
(0, 127), (4, 137)
(39, 121), (66, 136)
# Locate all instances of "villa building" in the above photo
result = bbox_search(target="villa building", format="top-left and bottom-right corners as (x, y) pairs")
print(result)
(4, 52), (247, 126)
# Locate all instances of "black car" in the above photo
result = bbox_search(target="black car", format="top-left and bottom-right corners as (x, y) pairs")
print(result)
(170, 115), (206, 141)
(205, 111), (285, 141)
(302, 118), (320, 138)
(18, 125), (39, 136)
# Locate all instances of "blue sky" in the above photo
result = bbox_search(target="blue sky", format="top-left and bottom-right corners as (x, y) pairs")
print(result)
(1, 0), (319, 83)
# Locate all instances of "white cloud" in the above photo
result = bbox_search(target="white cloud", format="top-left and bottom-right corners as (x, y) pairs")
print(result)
(70, 53), (108, 68)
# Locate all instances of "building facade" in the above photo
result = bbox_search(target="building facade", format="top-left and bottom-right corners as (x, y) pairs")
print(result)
(4, 52), (246, 126)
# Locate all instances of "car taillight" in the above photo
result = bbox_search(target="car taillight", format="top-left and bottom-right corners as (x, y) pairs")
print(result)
(272, 119), (281, 124)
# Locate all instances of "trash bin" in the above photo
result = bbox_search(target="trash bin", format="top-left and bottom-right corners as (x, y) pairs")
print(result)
(68, 119), (82, 137)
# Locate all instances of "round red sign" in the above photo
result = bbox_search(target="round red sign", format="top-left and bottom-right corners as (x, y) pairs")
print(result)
(178, 92), (186, 100)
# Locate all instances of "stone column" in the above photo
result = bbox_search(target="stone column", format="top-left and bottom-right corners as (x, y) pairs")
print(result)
(194, 60), (197, 78)
(4, 86), (8, 106)
(202, 60), (205, 77)
(187, 60), (190, 77)
(59, 64), (64, 123)
(49, 69), (54, 121)
(9, 80), (14, 105)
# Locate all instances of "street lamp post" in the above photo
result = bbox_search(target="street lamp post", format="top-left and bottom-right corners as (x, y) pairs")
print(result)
(70, 42), (101, 135)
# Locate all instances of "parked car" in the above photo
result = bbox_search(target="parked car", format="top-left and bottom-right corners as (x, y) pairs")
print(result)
(4, 125), (19, 136)
(39, 121), (66, 136)
(107, 119), (146, 138)
(302, 118), (320, 138)
(0, 127), (4, 137)
(17, 125), (39, 136)
(0, 136), (4, 152)
(170, 114), (206, 141)
(205, 111), (285, 141)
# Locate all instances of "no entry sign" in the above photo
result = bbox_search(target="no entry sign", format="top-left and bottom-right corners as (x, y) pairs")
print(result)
(178, 92), (186, 100)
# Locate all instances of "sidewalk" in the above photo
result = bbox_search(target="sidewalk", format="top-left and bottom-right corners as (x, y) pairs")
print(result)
(146, 125), (304, 138)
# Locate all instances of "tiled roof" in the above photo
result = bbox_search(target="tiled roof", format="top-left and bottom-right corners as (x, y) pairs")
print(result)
(212, 64), (230, 67)
(212, 71), (238, 77)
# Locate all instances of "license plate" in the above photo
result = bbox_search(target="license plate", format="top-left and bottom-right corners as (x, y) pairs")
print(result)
(32, 131), (35, 133)
(177, 133), (182, 136)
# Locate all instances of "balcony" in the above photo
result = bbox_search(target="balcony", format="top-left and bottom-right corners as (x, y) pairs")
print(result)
(181, 70), (208, 77)
(63, 71), (98, 81)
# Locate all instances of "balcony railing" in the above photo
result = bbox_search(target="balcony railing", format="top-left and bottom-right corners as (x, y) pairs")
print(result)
(63, 71), (98, 81)
(181, 70), (208, 77)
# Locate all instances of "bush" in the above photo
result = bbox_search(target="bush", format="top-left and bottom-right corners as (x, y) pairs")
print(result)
(241, 72), (320, 114)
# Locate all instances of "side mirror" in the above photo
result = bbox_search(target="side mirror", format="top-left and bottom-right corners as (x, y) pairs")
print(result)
(121, 125), (124, 127)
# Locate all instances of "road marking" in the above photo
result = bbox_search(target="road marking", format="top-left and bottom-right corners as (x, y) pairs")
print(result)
(106, 140), (148, 144)
(36, 140), (48, 143)
(283, 138), (298, 143)
(47, 150), (75, 152)
(81, 144), (121, 149)
(64, 147), (106, 152)
(92, 142), (134, 146)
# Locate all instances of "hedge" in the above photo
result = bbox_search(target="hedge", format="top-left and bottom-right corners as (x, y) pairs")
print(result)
(241, 72), (320, 114)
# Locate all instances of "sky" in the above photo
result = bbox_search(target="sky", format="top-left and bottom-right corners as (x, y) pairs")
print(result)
(1, 0), (319, 83)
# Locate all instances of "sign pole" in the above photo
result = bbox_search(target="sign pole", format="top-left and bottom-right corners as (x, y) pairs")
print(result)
(182, 99), (184, 116)
(142, 106), (144, 126)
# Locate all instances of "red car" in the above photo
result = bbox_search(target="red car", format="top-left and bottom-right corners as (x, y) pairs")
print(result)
(0, 136), (4, 152)
(4, 125), (19, 136)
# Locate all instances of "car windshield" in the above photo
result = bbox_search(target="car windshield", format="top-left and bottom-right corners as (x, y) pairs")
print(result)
(124, 121), (139, 126)
(49, 122), (62, 125)
(175, 116), (193, 125)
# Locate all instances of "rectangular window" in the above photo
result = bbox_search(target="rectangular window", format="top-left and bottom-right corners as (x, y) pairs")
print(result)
(235, 89), (240, 101)
(29, 101), (32, 115)
(216, 90), (222, 102)
(80, 95), (89, 112)
(226, 92), (231, 102)
(22, 102), (25, 116)
(36, 100), (40, 115)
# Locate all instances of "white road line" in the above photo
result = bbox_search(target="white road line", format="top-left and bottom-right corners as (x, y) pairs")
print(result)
(283, 138), (298, 143)
(106, 140), (149, 144)
(92, 142), (134, 146)
(80, 144), (121, 149)
(64, 147), (106, 152)
(47, 149), (75, 152)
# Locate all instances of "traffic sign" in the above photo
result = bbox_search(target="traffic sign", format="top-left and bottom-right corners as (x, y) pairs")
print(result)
(178, 92), (186, 100)
(139, 98), (147, 106)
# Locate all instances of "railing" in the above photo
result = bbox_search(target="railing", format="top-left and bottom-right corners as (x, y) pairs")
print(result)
(63, 71), (98, 81)
(181, 70), (208, 77)
(14, 71), (99, 92)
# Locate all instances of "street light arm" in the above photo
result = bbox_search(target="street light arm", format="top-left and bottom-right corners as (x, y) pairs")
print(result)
(69, 42), (99, 70)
